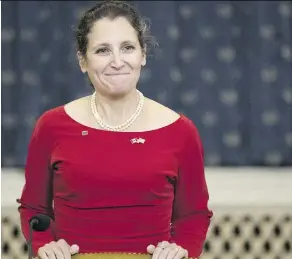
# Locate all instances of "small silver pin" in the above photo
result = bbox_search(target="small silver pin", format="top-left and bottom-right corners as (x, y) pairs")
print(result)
(130, 137), (146, 144)
(82, 130), (88, 136)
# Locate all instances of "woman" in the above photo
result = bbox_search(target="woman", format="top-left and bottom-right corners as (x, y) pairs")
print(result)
(17, 1), (213, 259)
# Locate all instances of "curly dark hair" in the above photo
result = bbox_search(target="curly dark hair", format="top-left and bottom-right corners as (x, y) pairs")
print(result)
(75, 0), (157, 57)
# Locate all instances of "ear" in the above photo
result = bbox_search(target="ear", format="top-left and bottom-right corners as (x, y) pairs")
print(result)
(77, 51), (87, 73)
(141, 49), (147, 66)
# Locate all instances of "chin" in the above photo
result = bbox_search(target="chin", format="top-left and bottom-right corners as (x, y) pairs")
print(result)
(104, 84), (136, 98)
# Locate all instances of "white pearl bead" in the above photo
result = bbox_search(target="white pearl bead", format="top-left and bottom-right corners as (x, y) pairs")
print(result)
(90, 90), (144, 132)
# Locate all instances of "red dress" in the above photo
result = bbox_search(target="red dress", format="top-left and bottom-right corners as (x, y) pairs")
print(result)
(17, 106), (213, 258)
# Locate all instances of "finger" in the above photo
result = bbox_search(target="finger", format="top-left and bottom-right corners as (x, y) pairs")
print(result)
(166, 247), (179, 259)
(153, 241), (172, 259)
(152, 246), (164, 259)
(147, 244), (155, 254)
(182, 248), (188, 258)
(70, 244), (80, 255)
(158, 247), (173, 259)
(45, 249), (57, 259)
(174, 248), (188, 259)
(51, 245), (65, 259)
(158, 241), (170, 248)
(158, 243), (178, 259)
(57, 239), (71, 259)
(38, 247), (49, 259)
(42, 243), (57, 259)
(155, 241), (172, 259)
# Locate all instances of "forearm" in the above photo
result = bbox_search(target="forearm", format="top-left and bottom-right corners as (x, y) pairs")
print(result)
(18, 203), (56, 256)
(170, 211), (212, 258)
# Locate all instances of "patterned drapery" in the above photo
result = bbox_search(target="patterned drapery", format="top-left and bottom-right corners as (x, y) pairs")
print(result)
(2, 1), (291, 167)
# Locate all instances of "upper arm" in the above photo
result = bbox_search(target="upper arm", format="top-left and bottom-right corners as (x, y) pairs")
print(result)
(18, 111), (55, 215)
(172, 119), (210, 221)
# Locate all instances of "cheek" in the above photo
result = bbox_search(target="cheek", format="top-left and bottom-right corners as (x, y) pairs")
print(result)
(87, 58), (107, 73)
(127, 55), (145, 69)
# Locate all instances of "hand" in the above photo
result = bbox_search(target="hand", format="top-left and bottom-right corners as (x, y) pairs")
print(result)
(37, 239), (79, 259)
(147, 241), (191, 259)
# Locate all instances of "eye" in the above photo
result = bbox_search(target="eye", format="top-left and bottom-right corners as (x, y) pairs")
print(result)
(95, 47), (109, 54)
(123, 45), (135, 52)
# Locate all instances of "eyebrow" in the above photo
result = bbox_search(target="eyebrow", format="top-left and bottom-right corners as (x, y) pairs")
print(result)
(92, 40), (136, 49)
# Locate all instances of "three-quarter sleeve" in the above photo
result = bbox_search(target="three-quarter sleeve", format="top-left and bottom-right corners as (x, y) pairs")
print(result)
(170, 119), (213, 258)
(17, 111), (56, 256)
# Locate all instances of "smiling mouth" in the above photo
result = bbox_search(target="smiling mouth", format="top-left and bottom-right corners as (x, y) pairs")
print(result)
(105, 73), (130, 76)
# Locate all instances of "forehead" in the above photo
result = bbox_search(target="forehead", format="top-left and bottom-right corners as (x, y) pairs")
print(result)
(88, 17), (139, 46)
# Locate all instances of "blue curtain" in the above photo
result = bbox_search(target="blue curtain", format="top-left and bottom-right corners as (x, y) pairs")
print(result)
(2, 1), (292, 167)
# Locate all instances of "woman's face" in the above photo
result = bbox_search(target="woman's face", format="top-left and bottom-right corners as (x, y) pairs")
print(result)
(79, 17), (146, 97)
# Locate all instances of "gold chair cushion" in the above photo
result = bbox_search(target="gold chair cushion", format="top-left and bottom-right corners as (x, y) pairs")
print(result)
(72, 253), (152, 259)
(35, 252), (192, 259)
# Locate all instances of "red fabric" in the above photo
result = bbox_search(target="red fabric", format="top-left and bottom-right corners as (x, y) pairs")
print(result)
(17, 106), (213, 258)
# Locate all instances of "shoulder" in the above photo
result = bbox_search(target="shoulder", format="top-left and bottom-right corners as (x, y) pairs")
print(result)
(179, 114), (201, 137)
(178, 114), (204, 154)
(35, 105), (64, 128)
(29, 106), (63, 141)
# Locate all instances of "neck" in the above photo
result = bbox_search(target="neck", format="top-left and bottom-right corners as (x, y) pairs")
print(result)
(94, 89), (141, 127)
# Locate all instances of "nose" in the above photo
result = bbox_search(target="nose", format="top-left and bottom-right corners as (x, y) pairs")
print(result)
(110, 52), (124, 69)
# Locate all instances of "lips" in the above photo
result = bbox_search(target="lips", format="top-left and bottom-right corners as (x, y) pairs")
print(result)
(105, 73), (130, 76)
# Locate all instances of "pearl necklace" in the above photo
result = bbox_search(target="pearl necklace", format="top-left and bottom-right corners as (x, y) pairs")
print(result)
(90, 90), (144, 132)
